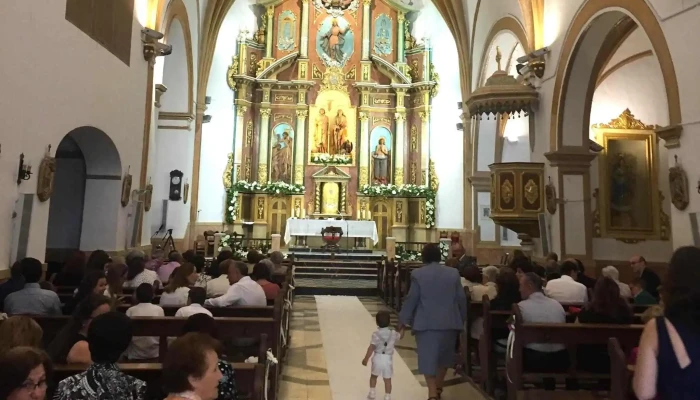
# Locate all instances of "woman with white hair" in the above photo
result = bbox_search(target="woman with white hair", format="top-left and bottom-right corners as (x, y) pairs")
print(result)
(601, 265), (632, 298)
(469, 265), (499, 302)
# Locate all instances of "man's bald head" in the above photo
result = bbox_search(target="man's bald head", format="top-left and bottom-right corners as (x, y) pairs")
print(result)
(451, 243), (465, 259)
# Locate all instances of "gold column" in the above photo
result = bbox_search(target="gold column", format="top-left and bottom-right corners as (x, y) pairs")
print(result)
(137, 44), (157, 244)
(233, 105), (247, 181)
(300, 0), (310, 57)
(361, 0), (371, 60)
(265, 6), (274, 59)
(419, 110), (430, 184)
(258, 108), (272, 182)
(294, 109), (308, 185)
(238, 32), (249, 76)
(189, 103), (207, 240)
(394, 112), (405, 185)
(359, 111), (370, 186)
(397, 11), (405, 63)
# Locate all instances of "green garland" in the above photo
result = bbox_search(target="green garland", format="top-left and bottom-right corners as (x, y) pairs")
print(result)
(224, 180), (305, 224)
(359, 184), (436, 228)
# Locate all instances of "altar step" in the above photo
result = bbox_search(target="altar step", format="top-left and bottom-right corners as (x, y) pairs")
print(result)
(292, 252), (383, 296)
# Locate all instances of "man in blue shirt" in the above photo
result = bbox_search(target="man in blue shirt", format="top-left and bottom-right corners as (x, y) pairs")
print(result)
(4, 258), (62, 315)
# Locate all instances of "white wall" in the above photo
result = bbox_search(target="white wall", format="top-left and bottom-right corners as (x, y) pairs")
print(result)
(0, 1), (151, 268)
(161, 20), (190, 112)
(197, 1), (256, 222)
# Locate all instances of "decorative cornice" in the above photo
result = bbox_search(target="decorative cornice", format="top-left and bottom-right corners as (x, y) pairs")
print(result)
(394, 112), (405, 121)
(591, 108), (658, 130)
(236, 106), (248, 116)
(370, 55), (412, 84)
(295, 110), (308, 118)
(544, 147), (597, 171)
(655, 124), (682, 149)
(158, 112), (194, 121)
(257, 52), (299, 79)
(260, 108), (272, 117)
(359, 112), (369, 121)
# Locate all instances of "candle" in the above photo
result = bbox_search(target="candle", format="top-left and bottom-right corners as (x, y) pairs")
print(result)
(367, 210), (372, 220)
(301, 208), (306, 219)
(361, 209), (365, 220)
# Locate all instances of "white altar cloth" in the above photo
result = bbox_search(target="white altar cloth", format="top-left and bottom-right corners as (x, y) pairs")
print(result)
(283, 218), (379, 245)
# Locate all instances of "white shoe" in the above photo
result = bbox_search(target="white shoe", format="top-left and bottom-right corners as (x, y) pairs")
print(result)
(367, 390), (376, 399)
(384, 395), (391, 400)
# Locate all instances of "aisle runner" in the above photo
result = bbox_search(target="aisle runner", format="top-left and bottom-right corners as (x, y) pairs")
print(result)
(316, 296), (425, 400)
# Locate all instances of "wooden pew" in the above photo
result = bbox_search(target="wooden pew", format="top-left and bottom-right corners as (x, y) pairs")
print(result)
(51, 362), (265, 400)
(116, 304), (275, 317)
(506, 305), (644, 400)
(608, 338), (633, 400)
(478, 297), (513, 395)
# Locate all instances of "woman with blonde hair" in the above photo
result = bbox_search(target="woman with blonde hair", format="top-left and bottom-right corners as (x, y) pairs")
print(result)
(0, 316), (43, 355)
(160, 263), (197, 307)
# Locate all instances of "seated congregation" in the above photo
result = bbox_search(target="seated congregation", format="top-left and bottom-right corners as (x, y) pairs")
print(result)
(380, 243), (699, 400)
(0, 248), (292, 400)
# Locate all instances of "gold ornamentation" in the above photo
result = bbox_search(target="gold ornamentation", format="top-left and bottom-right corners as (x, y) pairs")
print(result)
(236, 106), (248, 117)
(359, 167), (369, 186)
(501, 179), (514, 204)
(260, 108), (272, 118)
(256, 17), (267, 44)
(419, 200), (425, 223)
(257, 197), (265, 219)
(121, 169), (132, 208)
(591, 108), (658, 130)
(373, 117), (391, 125)
(394, 113), (405, 121)
(266, 5), (274, 17)
(404, 23), (416, 50)
(226, 57), (239, 89)
(669, 164), (689, 211)
(660, 191), (670, 241)
(299, 62), (307, 79)
(410, 162), (417, 184)
(183, 182), (189, 204)
(395, 167), (404, 185)
(144, 182), (153, 212)
(362, 64), (370, 81)
(36, 153), (56, 203)
(523, 179), (538, 205)
(258, 164), (268, 183)
(345, 66), (356, 80)
(296, 110), (308, 118)
(245, 121), (253, 146)
(312, 64), (323, 80)
(429, 159), (439, 192)
(397, 11), (405, 22)
(362, 0), (371, 5)
(396, 201), (403, 223)
(545, 182), (557, 214)
(410, 126), (417, 151)
(235, 164), (240, 182)
(320, 66), (348, 93)
(359, 112), (369, 121)
(314, 183), (321, 213)
(419, 111), (429, 122)
(223, 153), (233, 188)
(429, 63), (439, 98)
(244, 157), (251, 181)
(294, 165), (304, 184)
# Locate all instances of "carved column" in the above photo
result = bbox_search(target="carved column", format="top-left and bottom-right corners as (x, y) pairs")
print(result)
(233, 105), (248, 181)
(258, 108), (272, 182)
(361, 0), (371, 60)
(394, 112), (405, 185)
(294, 109), (308, 185)
(300, 0), (310, 57)
(359, 111), (370, 186)
(397, 12), (405, 63)
(419, 110), (430, 184)
(265, 6), (274, 59)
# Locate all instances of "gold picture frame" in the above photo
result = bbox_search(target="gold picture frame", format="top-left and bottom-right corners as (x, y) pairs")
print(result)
(591, 109), (667, 242)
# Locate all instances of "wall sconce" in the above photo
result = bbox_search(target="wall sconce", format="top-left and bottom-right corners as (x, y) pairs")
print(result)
(516, 47), (550, 79)
(17, 153), (32, 185)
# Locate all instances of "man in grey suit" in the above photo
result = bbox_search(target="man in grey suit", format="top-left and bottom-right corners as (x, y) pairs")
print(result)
(398, 244), (467, 400)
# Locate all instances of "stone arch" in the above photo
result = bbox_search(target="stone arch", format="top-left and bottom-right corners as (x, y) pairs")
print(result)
(47, 127), (123, 256)
(161, 0), (194, 115)
(549, 0), (681, 151)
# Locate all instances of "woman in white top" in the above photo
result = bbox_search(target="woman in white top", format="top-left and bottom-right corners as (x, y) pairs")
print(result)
(123, 257), (161, 289)
(160, 263), (197, 307)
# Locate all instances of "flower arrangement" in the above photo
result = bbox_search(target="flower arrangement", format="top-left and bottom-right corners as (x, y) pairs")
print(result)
(439, 240), (449, 261)
(224, 180), (305, 224)
(359, 184), (437, 228)
(311, 153), (352, 165)
(395, 249), (421, 261)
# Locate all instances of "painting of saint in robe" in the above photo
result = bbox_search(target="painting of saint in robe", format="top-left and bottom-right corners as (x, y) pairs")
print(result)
(317, 17), (354, 66)
(313, 108), (329, 153)
(370, 127), (391, 184)
(609, 152), (636, 227)
(271, 127), (294, 182)
(332, 109), (349, 154)
(373, 15), (392, 55)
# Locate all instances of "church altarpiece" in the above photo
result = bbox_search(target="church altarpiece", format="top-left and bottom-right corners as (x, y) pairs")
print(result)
(223, 0), (439, 247)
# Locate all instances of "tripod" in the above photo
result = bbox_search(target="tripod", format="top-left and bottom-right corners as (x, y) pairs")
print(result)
(161, 228), (177, 253)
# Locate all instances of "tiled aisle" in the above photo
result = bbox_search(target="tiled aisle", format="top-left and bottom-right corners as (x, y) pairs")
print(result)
(279, 296), (489, 400)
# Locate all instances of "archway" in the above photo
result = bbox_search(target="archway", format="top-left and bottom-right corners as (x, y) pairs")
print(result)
(46, 127), (122, 260)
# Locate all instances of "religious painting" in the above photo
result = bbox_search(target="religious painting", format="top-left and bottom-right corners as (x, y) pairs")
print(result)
(270, 123), (294, 183)
(312, 0), (359, 17)
(373, 14), (392, 56)
(316, 16), (355, 67)
(308, 89), (356, 165)
(592, 110), (665, 242)
(277, 11), (297, 52)
(369, 126), (392, 185)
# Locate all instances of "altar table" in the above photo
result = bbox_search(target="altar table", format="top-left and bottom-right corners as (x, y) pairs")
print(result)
(283, 219), (379, 245)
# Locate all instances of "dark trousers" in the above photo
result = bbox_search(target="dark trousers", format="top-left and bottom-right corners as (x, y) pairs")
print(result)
(523, 348), (573, 390)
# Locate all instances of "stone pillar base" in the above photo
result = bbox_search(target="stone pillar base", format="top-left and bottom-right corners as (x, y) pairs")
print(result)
(271, 234), (281, 252)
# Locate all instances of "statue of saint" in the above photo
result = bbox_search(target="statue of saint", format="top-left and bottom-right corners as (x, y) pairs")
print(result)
(332, 109), (348, 154)
(372, 137), (389, 184)
(320, 19), (347, 63)
(271, 130), (293, 182)
(314, 108), (329, 153)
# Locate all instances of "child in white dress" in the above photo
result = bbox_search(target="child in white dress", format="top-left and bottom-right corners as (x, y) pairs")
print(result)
(362, 311), (400, 400)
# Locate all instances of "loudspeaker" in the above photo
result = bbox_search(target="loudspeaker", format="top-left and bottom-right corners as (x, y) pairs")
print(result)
(203, 115), (212, 123)
(457, 101), (463, 110)
(456, 122), (463, 131)
(690, 213), (700, 246)
(205, 96), (212, 104)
